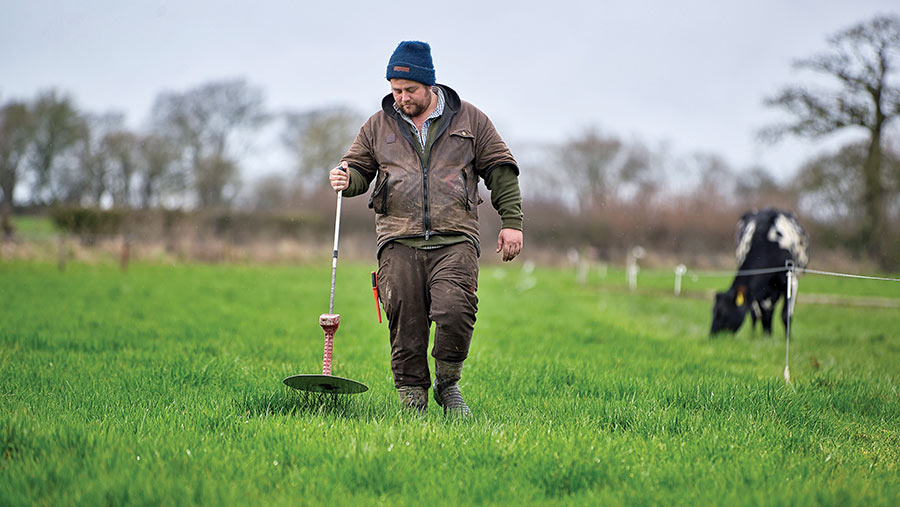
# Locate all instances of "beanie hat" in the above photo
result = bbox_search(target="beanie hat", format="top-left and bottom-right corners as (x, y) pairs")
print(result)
(385, 41), (435, 85)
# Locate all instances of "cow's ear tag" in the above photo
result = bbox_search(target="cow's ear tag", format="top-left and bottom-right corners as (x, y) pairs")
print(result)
(736, 293), (745, 306)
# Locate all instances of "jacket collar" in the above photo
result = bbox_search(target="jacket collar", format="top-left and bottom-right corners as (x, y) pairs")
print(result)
(381, 84), (461, 117)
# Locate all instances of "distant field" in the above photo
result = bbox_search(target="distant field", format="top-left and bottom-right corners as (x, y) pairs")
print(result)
(1, 260), (898, 505)
(7, 216), (58, 237)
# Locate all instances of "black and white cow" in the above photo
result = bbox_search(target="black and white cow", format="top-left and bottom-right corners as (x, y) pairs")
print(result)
(710, 208), (809, 336)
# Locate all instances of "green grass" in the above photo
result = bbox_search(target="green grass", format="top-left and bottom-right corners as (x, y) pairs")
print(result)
(9, 215), (58, 239)
(1, 260), (898, 505)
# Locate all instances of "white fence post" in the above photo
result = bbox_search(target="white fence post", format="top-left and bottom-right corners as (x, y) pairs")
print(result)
(627, 246), (645, 292)
(784, 261), (795, 385)
(674, 264), (687, 296)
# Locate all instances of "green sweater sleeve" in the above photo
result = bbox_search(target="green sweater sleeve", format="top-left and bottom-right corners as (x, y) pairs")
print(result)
(483, 165), (524, 231)
(343, 167), (371, 197)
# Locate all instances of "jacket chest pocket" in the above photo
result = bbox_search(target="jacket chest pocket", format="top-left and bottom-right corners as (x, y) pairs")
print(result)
(441, 129), (478, 213)
(445, 129), (476, 166)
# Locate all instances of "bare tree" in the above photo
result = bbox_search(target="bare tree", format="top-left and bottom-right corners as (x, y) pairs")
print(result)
(686, 152), (735, 211)
(733, 165), (797, 211)
(104, 130), (140, 207)
(54, 120), (94, 205)
(764, 14), (900, 263)
(246, 173), (294, 212)
(193, 154), (239, 209)
(136, 133), (183, 209)
(71, 113), (126, 206)
(26, 90), (85, 205)
(795, 140), (899, 223)
(794, 143), (867, 223)
(0, 101), (34, 237)
(150, 78), (268, 209)
(281, 107), (361, 193)
(618, 140), (662, 203)
(556, 127), (624, 211)
(886, 132), (900, 222)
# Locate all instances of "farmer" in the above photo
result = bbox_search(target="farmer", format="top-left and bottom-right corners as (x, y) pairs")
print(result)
(329, 40), (524, 416)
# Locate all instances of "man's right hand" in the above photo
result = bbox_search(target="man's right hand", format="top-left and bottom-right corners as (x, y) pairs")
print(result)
(329, 162), (350, 192)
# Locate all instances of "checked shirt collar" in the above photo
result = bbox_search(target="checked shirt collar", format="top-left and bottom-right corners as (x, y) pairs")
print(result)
(394, 86), (445, 149)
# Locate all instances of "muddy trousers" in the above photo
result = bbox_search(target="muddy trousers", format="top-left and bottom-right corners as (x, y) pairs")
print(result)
(377, 242), (479, 389)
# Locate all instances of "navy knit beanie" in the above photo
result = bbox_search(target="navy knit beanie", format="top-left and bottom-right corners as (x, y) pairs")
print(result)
(385, 41), (435, 85)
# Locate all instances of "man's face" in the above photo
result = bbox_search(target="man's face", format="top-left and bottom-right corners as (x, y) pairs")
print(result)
(390, 78), (432, 118)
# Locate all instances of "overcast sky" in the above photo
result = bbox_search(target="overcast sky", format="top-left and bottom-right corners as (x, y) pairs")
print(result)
(2, 0), (898, 183)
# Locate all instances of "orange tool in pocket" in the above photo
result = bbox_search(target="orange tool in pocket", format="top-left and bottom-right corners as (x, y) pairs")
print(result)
(371, 271), (382, 323)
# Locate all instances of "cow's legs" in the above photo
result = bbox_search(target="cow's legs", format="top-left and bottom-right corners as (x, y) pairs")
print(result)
(750, 301), (761, 335)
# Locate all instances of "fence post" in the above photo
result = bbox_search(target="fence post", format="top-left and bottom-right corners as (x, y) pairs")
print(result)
(627, 246), (645, 292)
(674, 264), (687, 296)
(784, 261), (795, 384)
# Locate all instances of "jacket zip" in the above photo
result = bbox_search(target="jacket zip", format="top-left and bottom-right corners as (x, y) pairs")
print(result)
(392, 93), (456, 241)
(421, 113), (454, 239)
(422, 159), (430, 240)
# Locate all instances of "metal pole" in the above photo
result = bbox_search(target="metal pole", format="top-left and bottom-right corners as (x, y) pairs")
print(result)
(329, 191), (342, 314)
(784, 261), (795, 384)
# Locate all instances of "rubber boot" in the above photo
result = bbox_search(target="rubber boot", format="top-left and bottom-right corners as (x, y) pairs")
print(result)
(433, 359), (472, 417)
(397, 385), (427, 413)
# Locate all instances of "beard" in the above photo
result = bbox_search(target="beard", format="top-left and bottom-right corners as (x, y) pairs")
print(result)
(400, 102), (427, 117)
(399, 92), (432, 117)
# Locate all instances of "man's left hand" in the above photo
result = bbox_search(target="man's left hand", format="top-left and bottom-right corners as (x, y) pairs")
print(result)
(496, 228), (523, 262)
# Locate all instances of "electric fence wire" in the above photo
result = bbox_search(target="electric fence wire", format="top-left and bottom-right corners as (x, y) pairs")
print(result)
(800, 268), (900, 282)
(636, 264), (900, 282)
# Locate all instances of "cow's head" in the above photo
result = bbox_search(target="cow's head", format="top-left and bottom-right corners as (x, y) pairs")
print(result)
(710, 285), (749, 335)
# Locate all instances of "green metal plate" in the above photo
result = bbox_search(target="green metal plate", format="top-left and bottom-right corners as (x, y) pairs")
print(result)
(283, 374), (368, 394)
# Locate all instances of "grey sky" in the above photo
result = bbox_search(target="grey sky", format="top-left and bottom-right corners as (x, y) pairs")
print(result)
(2, 0), (898, 183)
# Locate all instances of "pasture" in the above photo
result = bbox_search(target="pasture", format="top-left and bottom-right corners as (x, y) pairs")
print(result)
(1, 259), (898, 505)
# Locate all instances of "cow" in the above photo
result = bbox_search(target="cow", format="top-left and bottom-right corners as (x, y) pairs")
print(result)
(710, 208), (809, 336)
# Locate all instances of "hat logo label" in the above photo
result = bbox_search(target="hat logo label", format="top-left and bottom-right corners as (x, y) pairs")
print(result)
(393, 66), (410, 73)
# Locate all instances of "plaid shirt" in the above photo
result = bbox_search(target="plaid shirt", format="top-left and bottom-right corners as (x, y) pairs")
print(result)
(394, 87), (445, 148)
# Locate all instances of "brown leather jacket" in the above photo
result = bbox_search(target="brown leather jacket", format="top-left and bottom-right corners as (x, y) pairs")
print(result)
(341, 85), (518, 255)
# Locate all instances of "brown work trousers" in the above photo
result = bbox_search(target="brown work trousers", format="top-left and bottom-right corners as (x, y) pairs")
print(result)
(377, 241), (479, 388)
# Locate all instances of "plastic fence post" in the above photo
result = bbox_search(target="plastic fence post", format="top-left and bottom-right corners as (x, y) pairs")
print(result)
(784, 261), (795, 384)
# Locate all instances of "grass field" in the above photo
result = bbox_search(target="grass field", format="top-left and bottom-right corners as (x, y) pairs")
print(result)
(1, 259), (898, 505)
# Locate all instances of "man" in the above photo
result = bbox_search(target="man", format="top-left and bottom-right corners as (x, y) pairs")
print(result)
(328, 40), (523, 416)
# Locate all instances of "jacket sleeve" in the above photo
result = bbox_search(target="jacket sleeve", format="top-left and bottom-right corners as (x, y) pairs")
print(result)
(473, 109), (518, 179)
(340, 120), (379, 197)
